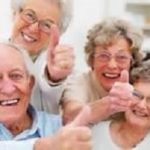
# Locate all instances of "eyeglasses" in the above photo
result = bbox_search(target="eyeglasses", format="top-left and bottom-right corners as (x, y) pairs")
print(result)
(20, 9), (55, 33)
(94, 51), (132, 64)
(133, 89), (150, 104)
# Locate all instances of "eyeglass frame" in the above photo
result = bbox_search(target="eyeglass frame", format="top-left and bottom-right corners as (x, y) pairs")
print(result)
(93, 50), (132, 65)
(19, 8), (56, 34)
(133, 89), (150, 104)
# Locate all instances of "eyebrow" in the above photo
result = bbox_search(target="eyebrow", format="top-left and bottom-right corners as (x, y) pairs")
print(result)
(24, 9), (56, 24)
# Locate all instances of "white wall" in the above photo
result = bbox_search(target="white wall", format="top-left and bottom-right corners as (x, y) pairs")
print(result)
(0, 0), (107, 71)
(61, 0), (106, 71)
(0, 0), (12, 39)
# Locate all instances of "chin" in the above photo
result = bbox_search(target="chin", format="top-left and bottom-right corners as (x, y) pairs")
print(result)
(0, 116), (19, 126)
(102, 84), (112, 91)
(126, 114), (150, 128)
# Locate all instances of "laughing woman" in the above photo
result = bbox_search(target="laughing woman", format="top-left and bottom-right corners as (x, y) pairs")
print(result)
(92, 60), (150, 150)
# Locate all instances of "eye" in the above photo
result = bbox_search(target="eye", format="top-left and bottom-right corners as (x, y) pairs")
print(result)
(22, 10), (36, 23)
(100, 53), (109, 57)
(9, 73), (24, 81)
(40, 20), (53, 32)
(132, 90), (144, 101)
(117, 55), (129, 60)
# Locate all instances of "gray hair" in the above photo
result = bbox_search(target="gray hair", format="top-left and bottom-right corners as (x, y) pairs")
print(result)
(85, 17), (144, 68)
(11, 0), (73, 33)
(131, 60), (150, 83)
(0, 40), (35, 77)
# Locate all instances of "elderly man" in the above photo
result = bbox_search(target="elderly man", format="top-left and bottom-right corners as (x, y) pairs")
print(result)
(10, 0), (75, 114)
(0, 41), (91, 150)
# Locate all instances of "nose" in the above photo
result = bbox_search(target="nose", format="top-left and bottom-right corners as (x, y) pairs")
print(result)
(137, 98), (147, 110)
(28, 22), (39, 33)
(107, 57), (118, 69)
(0, 79), (16, 96)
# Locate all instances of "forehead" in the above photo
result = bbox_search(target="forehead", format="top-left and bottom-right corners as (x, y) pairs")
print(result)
(0, 44), (26, 69)
(95, 38), (131, 53)
(134, 81), (150, 97)
(23, 0), (61, 23)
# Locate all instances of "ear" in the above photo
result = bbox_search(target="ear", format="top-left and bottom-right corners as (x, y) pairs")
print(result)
(12, 10), (19, 21)
(28, 75), (35, 90)
(12, 11), (16, 20)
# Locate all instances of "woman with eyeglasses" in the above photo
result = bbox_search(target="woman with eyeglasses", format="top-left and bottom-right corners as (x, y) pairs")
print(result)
(10, 0), (75, 114)
(92, 60), (150, 150)
(61, 17), (144, 125)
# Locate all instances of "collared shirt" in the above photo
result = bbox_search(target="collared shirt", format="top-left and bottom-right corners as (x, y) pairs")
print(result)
(0, 105), (62, 150)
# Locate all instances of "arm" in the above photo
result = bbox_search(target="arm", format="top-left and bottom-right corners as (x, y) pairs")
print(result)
(34, 106), (92, 150)
(0, 139), (37, 150)
(32, 25), (74, 114)
(62, 70), (137, 125)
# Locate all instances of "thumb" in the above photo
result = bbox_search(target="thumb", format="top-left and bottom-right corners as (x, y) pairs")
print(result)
(120, 70), (129, 83)
(48, 24), (60, 53)
(47, 24), (60, 65)
(69, 105), (91, 127)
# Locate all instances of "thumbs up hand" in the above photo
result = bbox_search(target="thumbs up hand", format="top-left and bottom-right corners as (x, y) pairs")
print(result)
(106, 70), (137, 115)
(35, 106), (92, 150)
(47, 25), (75, 82)
(109, 70), (134, 100)
(54, 105), (92, 150)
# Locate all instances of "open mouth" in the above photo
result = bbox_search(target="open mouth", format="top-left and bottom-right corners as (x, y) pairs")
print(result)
(0, 99), (20, 106)
(103, 73), (120, 79)
(21, 32), (37, 43)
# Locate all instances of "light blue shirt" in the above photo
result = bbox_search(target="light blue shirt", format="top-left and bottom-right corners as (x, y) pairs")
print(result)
(0, 105), (62, 149)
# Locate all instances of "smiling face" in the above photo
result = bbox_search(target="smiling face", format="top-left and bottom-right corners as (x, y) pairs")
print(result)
(125, 81), (150, 128)
(11, 0), (61, 57)
(0, 44), (34, 125)
(92, 38), (132, 91)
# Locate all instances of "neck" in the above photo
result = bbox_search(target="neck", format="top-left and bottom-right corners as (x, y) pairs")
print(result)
(111, 120), (149, 149)
(5, 113), (32, 136)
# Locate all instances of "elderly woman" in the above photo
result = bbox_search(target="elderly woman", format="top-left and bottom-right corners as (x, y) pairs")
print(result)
(0, 41), (91, 150)
(92, 60), (150, 149)
(61, 17), (144, 124)
(10, 0), (75, 114)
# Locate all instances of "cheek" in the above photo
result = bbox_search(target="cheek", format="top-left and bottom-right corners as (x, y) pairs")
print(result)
(40, 34), (50, 45)
(12, 19), (26, 36)
(93, 61), (106, 75)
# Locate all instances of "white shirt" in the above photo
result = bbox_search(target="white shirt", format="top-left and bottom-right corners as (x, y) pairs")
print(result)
(92, 121), (150, 150)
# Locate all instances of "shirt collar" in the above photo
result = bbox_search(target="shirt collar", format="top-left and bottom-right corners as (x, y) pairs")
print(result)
(0, 105), (43, 140)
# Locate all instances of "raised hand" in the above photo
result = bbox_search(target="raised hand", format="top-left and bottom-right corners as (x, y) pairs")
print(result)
(109, 69), (134, 100)
(47, 25), (75, 82)
(35, 106), (92, 150)
(105, 69), (139, 115)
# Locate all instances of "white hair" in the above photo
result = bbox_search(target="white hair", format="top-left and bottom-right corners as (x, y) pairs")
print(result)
(11, 0), (73, 33)
(0, 39), (35, 76)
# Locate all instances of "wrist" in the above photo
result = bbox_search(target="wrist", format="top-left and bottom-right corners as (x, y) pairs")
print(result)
(45, 66), (66, 85)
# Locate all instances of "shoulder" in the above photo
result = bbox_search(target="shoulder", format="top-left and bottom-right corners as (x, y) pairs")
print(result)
(37, 111), (62, 135)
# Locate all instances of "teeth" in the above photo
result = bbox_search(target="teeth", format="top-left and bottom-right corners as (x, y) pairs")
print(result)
(104, 73), (119, 78)
(0, 99), (19, 106)
(23, 33), (36, 42)
(133, 110), (147, 117)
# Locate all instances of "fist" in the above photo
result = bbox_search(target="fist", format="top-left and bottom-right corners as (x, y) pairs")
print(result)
(47, 25), (75, 82)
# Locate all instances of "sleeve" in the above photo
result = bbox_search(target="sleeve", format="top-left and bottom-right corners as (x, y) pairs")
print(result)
(0, 139), (37, 150)
(33, 52), (65, 114)
(61, 72), (89, 104)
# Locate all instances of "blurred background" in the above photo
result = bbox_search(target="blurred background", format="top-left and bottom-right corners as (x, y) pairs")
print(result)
(0, 0), (150, 71)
